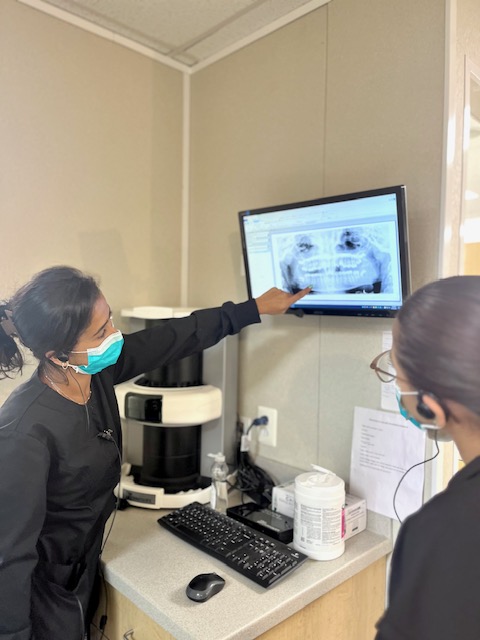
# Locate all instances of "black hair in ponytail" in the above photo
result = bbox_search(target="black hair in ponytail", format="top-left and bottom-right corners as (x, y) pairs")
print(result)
(0, 303), (23, 378)
(0, 266), (101, 378)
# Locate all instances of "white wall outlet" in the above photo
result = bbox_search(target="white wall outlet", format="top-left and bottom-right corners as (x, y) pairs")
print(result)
(257, 406), (277, 447)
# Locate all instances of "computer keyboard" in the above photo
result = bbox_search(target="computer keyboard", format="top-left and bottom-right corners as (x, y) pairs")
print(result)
(158, 501), (308, 588)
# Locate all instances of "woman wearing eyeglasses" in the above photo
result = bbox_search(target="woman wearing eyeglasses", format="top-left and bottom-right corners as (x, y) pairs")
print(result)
(370, 275), (480, 640)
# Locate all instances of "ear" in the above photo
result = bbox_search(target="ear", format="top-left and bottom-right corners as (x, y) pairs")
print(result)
(45, 350), (68, 367)
(418, 392), (447, 428)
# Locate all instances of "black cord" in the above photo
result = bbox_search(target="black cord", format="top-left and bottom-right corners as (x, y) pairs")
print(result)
(230, 417), (276, 507)
(94, 430), (123, 639)
(393, 432), (440, 524)
(97, 562), (109, 640)
(99, 431), (123, 555)
(69, 371), (91, 433)
(49, 373), (114, 639)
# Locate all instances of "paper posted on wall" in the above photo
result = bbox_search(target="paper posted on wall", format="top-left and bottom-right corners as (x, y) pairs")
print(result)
(350, 406), (426, 520)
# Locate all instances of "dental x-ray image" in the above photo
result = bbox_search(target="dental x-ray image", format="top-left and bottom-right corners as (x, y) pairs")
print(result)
(276, 223), (394, 295)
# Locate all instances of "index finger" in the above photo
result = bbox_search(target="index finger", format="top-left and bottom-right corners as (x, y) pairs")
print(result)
(289, 286), (312, 304)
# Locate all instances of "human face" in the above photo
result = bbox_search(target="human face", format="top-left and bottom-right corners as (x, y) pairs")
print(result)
(369, 321), (428, 422)
(390, 329), (448, 437)
(385, 332), (423, 411)
(368, 320), (451, 441)
(67, 294), (117, 368)
(370, 345), (446, 436)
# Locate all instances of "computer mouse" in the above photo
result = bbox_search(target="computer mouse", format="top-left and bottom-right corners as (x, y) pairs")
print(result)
(186, 572), (225, 602)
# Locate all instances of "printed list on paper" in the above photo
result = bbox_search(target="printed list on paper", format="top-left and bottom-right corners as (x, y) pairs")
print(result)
(350, 406), (426, 520)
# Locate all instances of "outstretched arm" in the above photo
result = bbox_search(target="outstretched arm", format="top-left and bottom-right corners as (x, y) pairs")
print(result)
(114, 287), (311, 384)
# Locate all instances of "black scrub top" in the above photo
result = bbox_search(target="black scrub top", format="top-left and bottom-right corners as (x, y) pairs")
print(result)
(375, 455), (480, 640)
(0, 300), (259, 640)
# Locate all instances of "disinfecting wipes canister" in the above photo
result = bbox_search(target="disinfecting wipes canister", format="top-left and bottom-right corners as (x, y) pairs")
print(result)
(293, 466), (345, 561)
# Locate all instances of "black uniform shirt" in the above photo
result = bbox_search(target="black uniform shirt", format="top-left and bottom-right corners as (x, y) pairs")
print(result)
(0, 300), (259, 640)
(375, 455), (480, 640)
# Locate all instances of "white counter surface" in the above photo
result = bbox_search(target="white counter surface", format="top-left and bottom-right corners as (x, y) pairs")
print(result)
(101, 504), (391, 640)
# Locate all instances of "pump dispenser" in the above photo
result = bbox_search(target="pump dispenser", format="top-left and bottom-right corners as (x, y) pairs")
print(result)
(208, 452), (229, 513)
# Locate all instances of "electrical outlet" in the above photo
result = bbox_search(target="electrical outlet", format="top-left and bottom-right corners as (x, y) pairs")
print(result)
(257, 406), (277, 447)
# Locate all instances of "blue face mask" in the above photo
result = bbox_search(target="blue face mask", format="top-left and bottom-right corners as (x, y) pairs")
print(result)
(395, 384), (423, 429)
(70, 330), (124, 375)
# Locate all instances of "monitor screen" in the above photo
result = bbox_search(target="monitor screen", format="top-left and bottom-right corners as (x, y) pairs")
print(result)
(238, 185), (411, 318)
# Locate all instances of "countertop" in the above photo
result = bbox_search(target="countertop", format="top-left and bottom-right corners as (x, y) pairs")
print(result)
(101, 504), (392, 640)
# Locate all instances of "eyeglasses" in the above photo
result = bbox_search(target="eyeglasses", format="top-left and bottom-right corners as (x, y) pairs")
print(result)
(369, 350), (398, 383)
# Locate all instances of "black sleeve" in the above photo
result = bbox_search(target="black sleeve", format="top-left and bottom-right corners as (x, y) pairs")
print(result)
(112, 299), (260, 384)
(0, 432), (49, 640)
(375, 511), (480, 640)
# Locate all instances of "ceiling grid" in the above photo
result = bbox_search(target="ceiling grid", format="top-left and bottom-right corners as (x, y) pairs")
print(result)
(17, 0), (331, 72)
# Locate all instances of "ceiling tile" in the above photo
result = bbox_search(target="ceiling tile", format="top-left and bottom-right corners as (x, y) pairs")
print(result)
(34, 0), (328, 68)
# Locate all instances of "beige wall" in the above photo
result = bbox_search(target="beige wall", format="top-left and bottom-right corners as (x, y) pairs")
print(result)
(325, 0), (445, 289)
(189, 11), (327, 306)
(189, 0), (446, 480)
(1, 0), (451, 483)
(1, 0), (184, 317)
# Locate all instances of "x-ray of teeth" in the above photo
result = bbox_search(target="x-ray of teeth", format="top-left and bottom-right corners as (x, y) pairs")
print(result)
(275, 223), (394, 294)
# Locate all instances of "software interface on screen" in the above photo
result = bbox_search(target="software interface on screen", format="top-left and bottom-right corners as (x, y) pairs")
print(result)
(241, 192), (405, 312)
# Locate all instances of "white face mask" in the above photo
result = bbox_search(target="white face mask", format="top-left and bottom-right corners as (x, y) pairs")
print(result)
(69, 330), (124, 374)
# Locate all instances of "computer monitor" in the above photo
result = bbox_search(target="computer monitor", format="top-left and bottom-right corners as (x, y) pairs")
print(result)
(239, 185), (411, 318)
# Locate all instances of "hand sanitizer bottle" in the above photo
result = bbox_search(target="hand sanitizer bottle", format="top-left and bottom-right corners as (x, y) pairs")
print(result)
(208, 452), (229, 514)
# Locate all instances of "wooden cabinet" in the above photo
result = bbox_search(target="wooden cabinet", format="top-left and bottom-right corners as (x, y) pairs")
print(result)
(258, 557), (385, 640)
(92, 586), (175, 640)
(92, 557), (385, 640)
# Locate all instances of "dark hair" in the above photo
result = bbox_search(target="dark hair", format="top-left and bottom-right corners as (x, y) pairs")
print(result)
(0, 304), (23, 378)
(0, 266), (101, 378)
(395, 275), (480, 416)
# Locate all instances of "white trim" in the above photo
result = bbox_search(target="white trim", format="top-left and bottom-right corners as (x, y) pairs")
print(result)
(180, 73), (191, 307)
(16, 0), (331, 74)
(438, 0), (457, 279)
(16, 0), (189, 73)
(191, 0), (331, 74)
(429, 0), (457, 501)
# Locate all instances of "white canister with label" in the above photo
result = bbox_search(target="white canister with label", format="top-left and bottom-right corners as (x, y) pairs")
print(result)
(293, 465), (345, 561)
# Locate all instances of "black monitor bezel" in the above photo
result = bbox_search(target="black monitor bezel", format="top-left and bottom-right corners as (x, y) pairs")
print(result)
(238, 185), (411, 318)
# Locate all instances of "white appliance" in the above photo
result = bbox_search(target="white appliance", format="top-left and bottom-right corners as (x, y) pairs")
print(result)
(115, 306), (238, 509)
